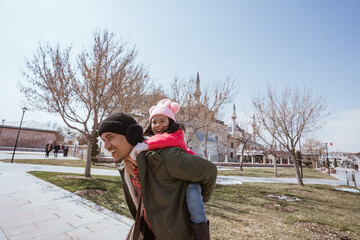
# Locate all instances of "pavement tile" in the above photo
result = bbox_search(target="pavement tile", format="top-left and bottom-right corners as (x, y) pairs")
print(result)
(0, 211), (40, 230)
(64, 225), (94, 239)
(84, 220), (119, 232)
(65, 214), (103, 228)
(31, 218), (75, 238)
(7, 232), (33, 240)
(73, 228), (129, 240)
(4, 223), (39, 238)
(73, 210), (106, 223)
(0, 198), (32, 211)
(45, 233), (73, 240)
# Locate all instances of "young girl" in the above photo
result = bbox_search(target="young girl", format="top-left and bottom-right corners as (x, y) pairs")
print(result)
(130, 99), (209, 239)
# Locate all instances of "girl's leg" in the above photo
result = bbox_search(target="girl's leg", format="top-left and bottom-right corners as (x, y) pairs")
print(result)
(186, 182), (207, 224)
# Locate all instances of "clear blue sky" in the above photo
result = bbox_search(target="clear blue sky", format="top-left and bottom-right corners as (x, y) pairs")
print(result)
(0, 0), (359, 152)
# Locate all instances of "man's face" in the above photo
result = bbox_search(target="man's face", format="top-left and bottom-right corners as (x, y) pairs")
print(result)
(101, 132), (133, 162)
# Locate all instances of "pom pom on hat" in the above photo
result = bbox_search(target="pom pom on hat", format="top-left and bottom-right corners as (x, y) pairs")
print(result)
(149, 99), (180, 122)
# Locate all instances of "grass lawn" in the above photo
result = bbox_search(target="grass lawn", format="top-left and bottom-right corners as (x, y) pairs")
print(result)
(30, 171), (360, 240)
(218, 167), (338, 180)
(2, 158), (336, 180)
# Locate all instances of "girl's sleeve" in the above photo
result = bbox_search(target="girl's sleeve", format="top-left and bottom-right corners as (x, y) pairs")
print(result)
(145, 130), (187, 151)
(186, 148), (197, 155)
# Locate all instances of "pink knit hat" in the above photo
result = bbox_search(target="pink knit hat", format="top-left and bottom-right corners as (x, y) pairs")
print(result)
(149, 99), (180, 122)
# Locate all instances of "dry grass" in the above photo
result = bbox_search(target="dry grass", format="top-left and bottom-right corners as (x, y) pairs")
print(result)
(207, 183), (360, 239)
(30, 171), (360, 240)
(218, 167), (337, 180)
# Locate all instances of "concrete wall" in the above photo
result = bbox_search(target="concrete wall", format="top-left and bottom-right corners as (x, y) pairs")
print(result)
(67, 145), (88, 160)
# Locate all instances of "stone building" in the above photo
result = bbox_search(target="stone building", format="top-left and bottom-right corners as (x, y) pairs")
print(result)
(0, 121), (59, 150)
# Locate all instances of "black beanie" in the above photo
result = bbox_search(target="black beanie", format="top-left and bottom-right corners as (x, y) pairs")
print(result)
(98, 112), (143, 145)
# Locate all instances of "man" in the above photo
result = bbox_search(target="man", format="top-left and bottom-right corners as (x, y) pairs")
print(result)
(45, 141), (52, 158)
(98, 112), (217, 240)
(63, 145), (69, 157)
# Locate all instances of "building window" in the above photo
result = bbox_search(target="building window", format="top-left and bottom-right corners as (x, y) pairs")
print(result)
(231, 142), (233, 148)
(230, 152), (233, 160)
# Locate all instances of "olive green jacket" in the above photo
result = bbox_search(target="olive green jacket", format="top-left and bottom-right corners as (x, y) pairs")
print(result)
(121, 147), (218, 240)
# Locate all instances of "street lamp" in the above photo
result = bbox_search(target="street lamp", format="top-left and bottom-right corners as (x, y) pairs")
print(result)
(325, 142), (330, 175)
(11, 107), (27, 163)
(0, 119), (5, 137)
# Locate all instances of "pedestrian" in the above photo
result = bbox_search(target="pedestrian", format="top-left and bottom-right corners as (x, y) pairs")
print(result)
(130, 99), (210, 239)
(54, 144), (60, 158)
(63, 145), (69, 157)
(98, 112), (217, 240)
(45, 141), (52, 158)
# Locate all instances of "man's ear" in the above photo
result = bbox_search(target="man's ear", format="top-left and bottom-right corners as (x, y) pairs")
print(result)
(126, 124), (143, 145)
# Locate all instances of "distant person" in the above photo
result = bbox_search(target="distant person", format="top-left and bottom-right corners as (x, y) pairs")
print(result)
(54, 144), (60, 158)
(45, 141), (53, 158)
(63, 145), (69, 157)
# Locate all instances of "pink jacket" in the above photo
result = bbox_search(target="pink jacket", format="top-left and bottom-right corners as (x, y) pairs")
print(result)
(145, 129), (196, 155)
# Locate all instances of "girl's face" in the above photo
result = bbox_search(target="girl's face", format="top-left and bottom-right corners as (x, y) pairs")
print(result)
(151, 115), (170, 134)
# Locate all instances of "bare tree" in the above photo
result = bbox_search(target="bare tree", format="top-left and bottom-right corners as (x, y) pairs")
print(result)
(169, 74), (236, 159)
(261, 138), (281, 177)
(302, 138), (325, 169)
(131, 85), (167, 128)
(252, 85), (327, 186)
(20, 29), (149, 177)
(237, 127), (255, 171)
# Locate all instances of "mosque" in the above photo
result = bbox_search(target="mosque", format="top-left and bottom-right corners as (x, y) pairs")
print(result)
(175, 73), (268, 163)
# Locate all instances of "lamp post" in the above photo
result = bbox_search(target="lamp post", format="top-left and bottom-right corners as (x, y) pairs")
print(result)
(0, 119), (5, 137)
(318, 148), (322, 169)
(11, 107), (27, 163)
(325, 142), (330, 175)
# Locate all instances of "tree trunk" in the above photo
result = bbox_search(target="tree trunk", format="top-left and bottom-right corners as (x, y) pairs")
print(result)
(312, 156), (315, 169)
(291, 151), (304, 186)
(85, 138), (92, 178)
(274, 157), (278, 177)
(203, 127), (209, 160)
(203, 148), (207, 160)
(239, 149), (245, 171)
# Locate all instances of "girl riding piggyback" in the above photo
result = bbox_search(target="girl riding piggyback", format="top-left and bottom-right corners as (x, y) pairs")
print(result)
(130, 98), (210, 240)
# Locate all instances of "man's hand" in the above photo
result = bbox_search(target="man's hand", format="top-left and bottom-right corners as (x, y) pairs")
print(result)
(129, 142), (149, 160)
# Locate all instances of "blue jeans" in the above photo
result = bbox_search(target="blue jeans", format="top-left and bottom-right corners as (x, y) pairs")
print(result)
(186, 182), (207, 224)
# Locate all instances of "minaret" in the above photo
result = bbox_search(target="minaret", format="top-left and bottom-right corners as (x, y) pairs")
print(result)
(231, 104), (236, 135)
(194, 72), (201, 102)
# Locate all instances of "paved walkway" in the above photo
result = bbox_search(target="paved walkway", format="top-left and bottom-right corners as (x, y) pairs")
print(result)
(0, 151), (359, 239)
(0, 151), (80, 161)
(0, 162), (132, 240)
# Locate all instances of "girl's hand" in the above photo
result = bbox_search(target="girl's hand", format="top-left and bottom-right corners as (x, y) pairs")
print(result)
(129, 142), (149, 160)
(124, 159), (136, 176)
